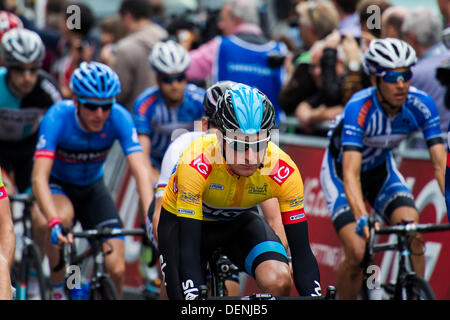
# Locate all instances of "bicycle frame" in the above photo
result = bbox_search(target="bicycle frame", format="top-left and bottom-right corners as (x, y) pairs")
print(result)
(364, 218), (450, 300)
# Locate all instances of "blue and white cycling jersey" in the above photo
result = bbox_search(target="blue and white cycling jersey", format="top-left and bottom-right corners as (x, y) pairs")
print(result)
(329, 86), (443, 171)
(35, 100), (143, 186)
(132, 83), (205, 169)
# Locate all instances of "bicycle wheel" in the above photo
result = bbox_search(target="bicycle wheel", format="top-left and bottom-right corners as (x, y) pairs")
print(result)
(398, 275), (435, 300)
(90, 276), (119, 300)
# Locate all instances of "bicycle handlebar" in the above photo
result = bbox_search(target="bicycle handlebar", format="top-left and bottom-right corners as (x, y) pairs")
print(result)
(376, 223), (450, 235)
(53, 228), (146, 272)
(8, 193), (34, 204)
(72, 228), (146, 239)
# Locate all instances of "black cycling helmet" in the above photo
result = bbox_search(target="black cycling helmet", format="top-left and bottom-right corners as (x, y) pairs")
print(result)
(215, 83), (275, 135)
(203, 81), (237, 119)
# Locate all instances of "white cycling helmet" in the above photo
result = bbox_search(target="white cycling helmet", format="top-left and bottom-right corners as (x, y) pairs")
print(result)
(363, 38), (417, 75)
(149, 40), (190, 74)
(1, 28), (45, 66)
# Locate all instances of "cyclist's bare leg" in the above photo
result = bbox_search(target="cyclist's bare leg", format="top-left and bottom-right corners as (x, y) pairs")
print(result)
(31, 202), (49, 256)
(254, 260), (291, 296)
(336, 222), (366, 300)
(104, 238), (125, 297)
(389, 206), (424, 277)
(225, 280), (240, 296)
(32, 194), (74, 284)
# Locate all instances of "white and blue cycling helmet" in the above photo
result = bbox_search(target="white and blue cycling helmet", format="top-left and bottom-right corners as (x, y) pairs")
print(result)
(215, 83), (275, 135)
(363, 38), (417, 76)
(70, 61), (121, 99)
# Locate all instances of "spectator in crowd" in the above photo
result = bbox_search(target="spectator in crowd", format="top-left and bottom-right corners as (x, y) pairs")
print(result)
(332, 0), (361, 39)
(356, 0), (392, 50)
(294, 31), (346, 135)
(113, 0), (168, 112)
(402, 7), (450, 135)
(381, 6), (408, 39)
(51, 2), (97, 98)
(98, 15), (126, 66)
(296, 0), (340, 51)
(278, 0), (341, 117)
(185, 0), (287, 125)
(132, 40), (204, 181)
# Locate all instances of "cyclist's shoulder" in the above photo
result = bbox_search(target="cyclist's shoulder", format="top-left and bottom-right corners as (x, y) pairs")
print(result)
(404, 86), (439, 117)
(133, 86), (160, 111)
(261, 142), (301, 186)
(184, 83), (206, 103)
(46, 99), (75, 115)
(345, 87), (376, 109)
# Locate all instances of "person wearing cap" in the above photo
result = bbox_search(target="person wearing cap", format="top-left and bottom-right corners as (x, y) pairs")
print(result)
(31, 61), (153, 299)
(158, 83), (320, 300)
(132, 40), (205, 182)
(0, 28), (62, 194)
(320, 38), (446, 299)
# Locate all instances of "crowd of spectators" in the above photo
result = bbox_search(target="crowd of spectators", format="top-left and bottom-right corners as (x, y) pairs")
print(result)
(1, 0), (450, 160)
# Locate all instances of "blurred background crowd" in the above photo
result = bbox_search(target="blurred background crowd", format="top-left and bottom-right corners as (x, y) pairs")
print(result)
(2, 0), (450, 140)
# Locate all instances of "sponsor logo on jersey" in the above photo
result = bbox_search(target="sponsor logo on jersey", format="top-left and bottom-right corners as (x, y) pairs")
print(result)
(173, 176), (178, 194)
(182, 279), (198, 300)
(357, 100), (372, 127)
(138, 94), (156, 115)
(177, 208), (195, 215)
(281, 208), (306, 225)
(269, 159), (294, 186)
(55, 147), (109, 163)
(180, 190), (201, 205)
(247, 183), (268, 195)
(289, 195), (304, 208)
(190, 154), (211, 179)
(209, 183), (224, 190)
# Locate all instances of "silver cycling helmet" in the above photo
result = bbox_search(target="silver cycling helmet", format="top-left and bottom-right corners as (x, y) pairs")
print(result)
(363, 38), (417, 75)
(149, 40), (190, 74)
(1, 28), (45, 66)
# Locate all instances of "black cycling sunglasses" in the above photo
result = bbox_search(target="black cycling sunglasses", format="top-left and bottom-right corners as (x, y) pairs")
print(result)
(224, 136), (270, 152)
(78, 98), (114, 111)
(161, 74), (186, 84)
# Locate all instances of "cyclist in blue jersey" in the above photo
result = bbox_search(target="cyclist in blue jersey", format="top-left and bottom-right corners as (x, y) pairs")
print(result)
(132, 40), (204, 182)
(0, 28), (62, 193)
(320, 38), (446, 299)
(31, 62), (154, 299)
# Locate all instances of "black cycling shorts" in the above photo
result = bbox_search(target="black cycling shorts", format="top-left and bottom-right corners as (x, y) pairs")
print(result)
(158, 207), (289, 299)
(49, 176), (123, 233)
(0, 133), (38, 193)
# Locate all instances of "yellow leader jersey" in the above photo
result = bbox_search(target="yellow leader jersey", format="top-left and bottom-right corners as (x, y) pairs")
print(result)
(162, 134), (306, 224)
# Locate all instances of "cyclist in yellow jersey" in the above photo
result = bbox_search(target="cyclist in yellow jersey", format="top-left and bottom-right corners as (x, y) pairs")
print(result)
(0, 169), (14, 299)
(158, 84), (320, 300)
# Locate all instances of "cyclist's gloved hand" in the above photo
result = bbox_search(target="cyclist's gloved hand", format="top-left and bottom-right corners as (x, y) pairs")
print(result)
(355, 215), (369, 237)
(49, 217), (65, 246)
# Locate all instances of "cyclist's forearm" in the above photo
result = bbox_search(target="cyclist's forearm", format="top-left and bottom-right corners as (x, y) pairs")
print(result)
(428, 143), (446, 195)
(127, 152), (154, 218)
(342, 155), (367, 219)
(284, 221), (321, 296)
(32, 177), (58, 221)
(344, 175), (367, 219)
(179, 217), (204, 300)
(0, 199), (15, 267)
